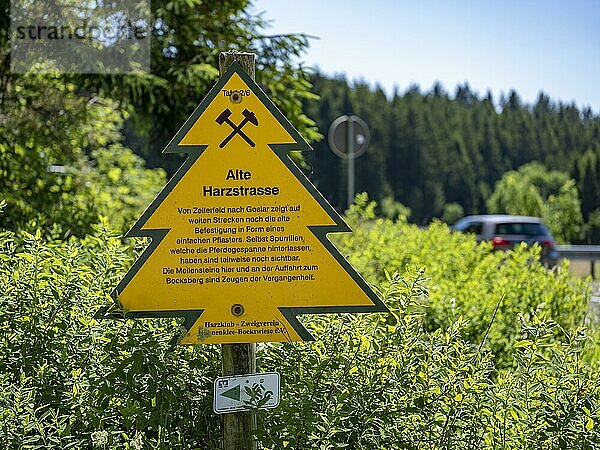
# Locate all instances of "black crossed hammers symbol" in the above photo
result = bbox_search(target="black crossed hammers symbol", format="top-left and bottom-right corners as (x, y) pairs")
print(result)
(215, 108), (259, 148)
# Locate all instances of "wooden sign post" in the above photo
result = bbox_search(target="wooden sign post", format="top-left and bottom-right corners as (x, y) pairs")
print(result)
(219, 51), (258, 450)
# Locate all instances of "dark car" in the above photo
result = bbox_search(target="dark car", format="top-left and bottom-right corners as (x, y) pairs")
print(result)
(453, 215), (559, 266)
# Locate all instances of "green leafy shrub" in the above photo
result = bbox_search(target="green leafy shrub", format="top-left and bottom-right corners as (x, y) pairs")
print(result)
(442, 202), (464, 225)
(334, 194), (591, 367)
(0, 199), (598, 448)
(487, 162), (584, 243)
(0, 227), (221, 449)
(255, 271), (600, 449)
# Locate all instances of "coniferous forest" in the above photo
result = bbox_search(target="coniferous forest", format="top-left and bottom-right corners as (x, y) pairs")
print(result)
(302, 74), (600, 242)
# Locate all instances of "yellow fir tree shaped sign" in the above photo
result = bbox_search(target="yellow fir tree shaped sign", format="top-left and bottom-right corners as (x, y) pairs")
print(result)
(96, 62), (388, 345)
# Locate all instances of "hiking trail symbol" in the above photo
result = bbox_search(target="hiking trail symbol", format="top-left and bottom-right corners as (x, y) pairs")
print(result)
(213, 372), (280, 414)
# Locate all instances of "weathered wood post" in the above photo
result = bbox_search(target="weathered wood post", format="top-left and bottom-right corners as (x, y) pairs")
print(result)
(219, 50), (258, 450)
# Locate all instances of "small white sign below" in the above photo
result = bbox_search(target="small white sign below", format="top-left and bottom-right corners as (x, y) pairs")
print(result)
(213, 372), (280, 415)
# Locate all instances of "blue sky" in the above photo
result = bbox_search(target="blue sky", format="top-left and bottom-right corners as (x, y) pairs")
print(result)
(252, 0), (600, 112)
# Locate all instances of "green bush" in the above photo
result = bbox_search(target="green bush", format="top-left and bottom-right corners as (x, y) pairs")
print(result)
(256, 271), (600, 449)
(0, 227), (221, 449)
(0, 199), (598, 448)
(486, 162), (584, 243)
(334, 194), (591, 367)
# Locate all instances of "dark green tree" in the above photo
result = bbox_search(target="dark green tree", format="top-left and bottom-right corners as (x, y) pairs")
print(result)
(304, 73), (600, 237)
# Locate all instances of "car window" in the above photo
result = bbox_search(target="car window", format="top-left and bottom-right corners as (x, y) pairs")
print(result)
(495, 222), (547, 236)
(458, 221), (483, 234)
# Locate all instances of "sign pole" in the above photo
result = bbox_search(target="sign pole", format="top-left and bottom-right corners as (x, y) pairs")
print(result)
(346, 116), (355, 208)
(328, 115), (369, 210)
(218, 51), (258, 450)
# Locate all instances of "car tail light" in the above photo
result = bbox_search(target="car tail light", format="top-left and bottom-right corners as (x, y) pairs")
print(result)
(491, 236), (511, 248)
(540, 239), (555, 249)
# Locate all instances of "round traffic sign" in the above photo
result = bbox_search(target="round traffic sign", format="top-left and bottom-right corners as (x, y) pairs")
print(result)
(328, 115), (370, 159)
